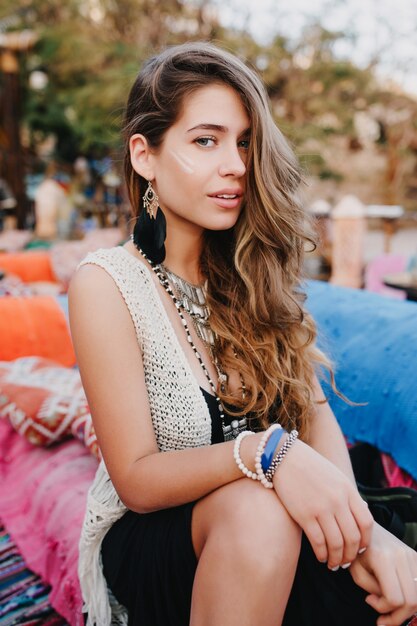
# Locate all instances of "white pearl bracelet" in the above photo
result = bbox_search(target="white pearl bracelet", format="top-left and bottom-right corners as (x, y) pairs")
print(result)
(233, 431), (259, 480)
(255, 424), (282, 489)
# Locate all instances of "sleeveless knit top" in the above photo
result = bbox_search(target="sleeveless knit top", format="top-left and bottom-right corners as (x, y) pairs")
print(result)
(77, 246), (215, 625)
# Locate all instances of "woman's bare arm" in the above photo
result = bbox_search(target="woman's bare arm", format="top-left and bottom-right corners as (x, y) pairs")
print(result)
(68, 264), (262, 514)
(306, 375), (356, 486)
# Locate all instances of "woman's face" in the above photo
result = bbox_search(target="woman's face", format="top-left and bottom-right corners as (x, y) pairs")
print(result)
(131, 83), (251, 234)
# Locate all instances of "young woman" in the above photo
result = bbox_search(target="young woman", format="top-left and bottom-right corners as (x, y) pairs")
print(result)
(69, 42), (417, 626)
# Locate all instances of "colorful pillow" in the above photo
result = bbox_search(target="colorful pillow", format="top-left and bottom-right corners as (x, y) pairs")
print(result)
(0, 295), (76, 366)
(0, 357), (99, 458)
(0, 250), (57, 283)
(71, 410), (101, 460)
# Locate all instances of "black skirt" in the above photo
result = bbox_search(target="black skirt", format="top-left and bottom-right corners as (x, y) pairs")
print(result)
(102, 503), (197, 626)
(101, 499), (393, 626)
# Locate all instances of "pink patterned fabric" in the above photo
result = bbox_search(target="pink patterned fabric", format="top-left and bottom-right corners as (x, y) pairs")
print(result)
(0, 418), (98, 625)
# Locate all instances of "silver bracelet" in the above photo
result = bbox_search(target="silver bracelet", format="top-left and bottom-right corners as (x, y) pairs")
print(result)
(265, 429), (299, 482)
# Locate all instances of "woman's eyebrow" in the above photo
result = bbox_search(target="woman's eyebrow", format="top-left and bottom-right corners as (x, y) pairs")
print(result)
(187, 123), (227, 133)
(187, 123), (251, 134)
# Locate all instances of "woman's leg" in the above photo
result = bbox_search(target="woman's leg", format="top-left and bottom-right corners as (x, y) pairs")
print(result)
(190, 478), (302, 626)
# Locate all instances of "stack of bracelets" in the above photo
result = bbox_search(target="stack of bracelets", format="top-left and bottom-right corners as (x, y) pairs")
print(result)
(233, 424), (299, 488)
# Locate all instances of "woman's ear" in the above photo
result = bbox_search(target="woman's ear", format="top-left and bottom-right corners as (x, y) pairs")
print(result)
(129, 134), (155, 180)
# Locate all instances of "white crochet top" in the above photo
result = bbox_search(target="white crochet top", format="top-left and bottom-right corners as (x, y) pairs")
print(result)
(77, 246), (212, 625)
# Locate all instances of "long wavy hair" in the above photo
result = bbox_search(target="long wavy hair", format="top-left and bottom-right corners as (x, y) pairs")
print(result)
(123, 42), (334, 439)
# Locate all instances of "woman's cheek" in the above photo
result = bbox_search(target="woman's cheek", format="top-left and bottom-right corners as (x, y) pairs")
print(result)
(168, 149), (196, 175)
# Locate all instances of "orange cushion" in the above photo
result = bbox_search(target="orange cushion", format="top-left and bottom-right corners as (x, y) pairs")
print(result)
(0, 296), (76, 366)
(0, 251), (57, 283)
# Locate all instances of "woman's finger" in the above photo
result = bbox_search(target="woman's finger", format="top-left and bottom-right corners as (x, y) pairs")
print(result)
(334, 507), (361, 566)
(318, 514), (344, 570)
(383, 553), (417, 625)
(365, 593), (400, 616)
(397, 552), (417, 607)
(372, 602), (417, 626)
(371, 551), (405, 612)
(303, 519), (328, 563)
(349, 493), (374, 552)
(349, 561), (381, 596)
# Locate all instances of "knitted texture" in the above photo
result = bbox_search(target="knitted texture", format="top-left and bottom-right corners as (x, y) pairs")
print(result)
(77, 246), (211, 625)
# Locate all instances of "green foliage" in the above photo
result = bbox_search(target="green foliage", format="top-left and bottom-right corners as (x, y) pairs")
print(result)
(1, 0), (416, 191)
(319, 168), (344, 182)
(2, 0), (226, 160)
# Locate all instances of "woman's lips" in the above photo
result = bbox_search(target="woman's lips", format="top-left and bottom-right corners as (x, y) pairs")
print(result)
(208, 195), (243, 209)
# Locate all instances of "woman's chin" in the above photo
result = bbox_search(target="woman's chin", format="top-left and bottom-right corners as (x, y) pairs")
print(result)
(202, 213), (241, 232)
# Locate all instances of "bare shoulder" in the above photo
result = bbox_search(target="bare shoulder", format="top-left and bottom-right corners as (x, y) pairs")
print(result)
(68, 260), (139, 359)
(69, 261), (117, 302)
(68, 244), (148, 306)
(69, 260), (135, 326)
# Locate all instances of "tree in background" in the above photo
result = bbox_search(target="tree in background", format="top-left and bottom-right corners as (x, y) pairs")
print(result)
(1, 0), (224, 163)
(1, 0), (416, 209)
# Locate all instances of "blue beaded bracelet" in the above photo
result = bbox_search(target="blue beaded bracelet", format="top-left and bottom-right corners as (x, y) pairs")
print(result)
(261, 427), (285, 473)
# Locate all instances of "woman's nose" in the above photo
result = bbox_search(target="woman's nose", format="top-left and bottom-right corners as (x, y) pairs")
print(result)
(218, 145), (246, 178)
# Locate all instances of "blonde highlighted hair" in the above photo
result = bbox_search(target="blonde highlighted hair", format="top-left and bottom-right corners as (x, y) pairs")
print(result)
(123, 42), (333, 439)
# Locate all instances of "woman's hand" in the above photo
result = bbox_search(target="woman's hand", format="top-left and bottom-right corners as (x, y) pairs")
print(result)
(349, 522), (417, 626)
(272, 438), (374, 569)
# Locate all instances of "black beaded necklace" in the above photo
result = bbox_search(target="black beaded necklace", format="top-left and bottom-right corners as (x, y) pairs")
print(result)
(136, 245), (248, 441)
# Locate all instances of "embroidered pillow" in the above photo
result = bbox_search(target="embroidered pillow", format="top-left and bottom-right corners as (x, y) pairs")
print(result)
(0, 357), (97, 452)
(71, 410), (101, 460)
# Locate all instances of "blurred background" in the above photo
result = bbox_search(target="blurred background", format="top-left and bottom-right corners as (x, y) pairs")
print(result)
(0, 0), (416, 294)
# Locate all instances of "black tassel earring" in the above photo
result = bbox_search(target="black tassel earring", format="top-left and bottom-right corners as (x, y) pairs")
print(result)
(132, 181), (167, 264)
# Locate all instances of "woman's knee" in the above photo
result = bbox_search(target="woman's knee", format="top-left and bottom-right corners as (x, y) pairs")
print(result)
(192, 478), (301, 568)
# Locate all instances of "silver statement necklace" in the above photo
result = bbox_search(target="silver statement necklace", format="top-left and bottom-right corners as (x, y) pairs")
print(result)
(159, 264), (215, 347)
(136, 246), (248, 441)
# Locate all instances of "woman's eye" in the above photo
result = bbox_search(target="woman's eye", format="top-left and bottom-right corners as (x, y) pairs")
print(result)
(195, 136), (216, 147)
(238, 139), (250, 150)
